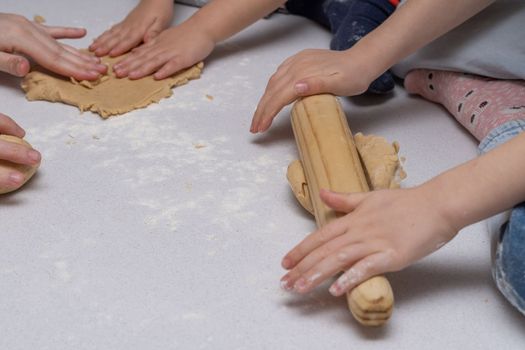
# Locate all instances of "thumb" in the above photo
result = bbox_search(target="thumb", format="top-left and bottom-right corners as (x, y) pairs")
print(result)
(319, 189), (369, 213)
(0, 52), (30, 77)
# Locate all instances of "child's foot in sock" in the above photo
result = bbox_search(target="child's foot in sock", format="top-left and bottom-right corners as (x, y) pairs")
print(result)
(327, 0), (397, 94)
(405, 69), (525, 141)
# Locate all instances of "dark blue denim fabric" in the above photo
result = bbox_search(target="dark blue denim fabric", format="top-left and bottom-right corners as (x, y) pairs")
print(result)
(285, 0), (396, 93)
(479, 119), (525, 316)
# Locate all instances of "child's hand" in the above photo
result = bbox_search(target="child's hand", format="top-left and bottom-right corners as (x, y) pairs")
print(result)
(89, 0), (174, 57)
(250, 48), (374, 133)
(112, 23), (214, 80)
(0, 13), (106, 80)
(280, 187), (459, 296)
(0, 113), (41, 189)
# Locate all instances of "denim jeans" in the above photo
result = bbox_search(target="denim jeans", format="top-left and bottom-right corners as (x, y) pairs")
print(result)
(479, 119), (525, 316)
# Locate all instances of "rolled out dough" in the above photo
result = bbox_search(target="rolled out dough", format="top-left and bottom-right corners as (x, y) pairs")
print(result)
(21, 54), (203, 118)
(0, 135), (40, 194)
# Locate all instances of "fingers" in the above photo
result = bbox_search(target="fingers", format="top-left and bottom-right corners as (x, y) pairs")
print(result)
(40, 24), (87, 39)
(93, 31), (130, 57)
(281, 242), (368, 293)
(0, 168), (26, 191)
(320, 189), (369, 213)
(89, 29), (115, 56)
(37, 46), (107, 81)
(13, 20), (107, 80)
(108, 33), (144, 57)
(329, 251), (393, 296)
(0, 52), (30, 77)
(250, 74), (297, 134)
(61, 44), (102, 64)
(89, 17), (160, 57)
(153, 57), (186, 80)
(96, 27), (144, 58)
(281, 218), (349, 270)
(0, 139), (41, 166)
(113, 45), (170, 79)
(0, 113), (25, 138)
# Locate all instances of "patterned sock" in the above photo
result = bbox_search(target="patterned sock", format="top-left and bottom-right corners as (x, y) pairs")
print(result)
(326, 0), (397, 94)
(405, 69), (525, 141)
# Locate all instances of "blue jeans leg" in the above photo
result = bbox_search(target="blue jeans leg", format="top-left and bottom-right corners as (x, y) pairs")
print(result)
(479, 119), (525, 316)
(493, 204), (525, 315)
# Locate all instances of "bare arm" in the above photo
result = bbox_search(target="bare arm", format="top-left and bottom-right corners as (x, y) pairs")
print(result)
(251, 0), (497, 132)
(112, 0), (285, 79)
(434, 132), (525, 232)
(351, 0), (497, 84)
(188, 0), (286, 44)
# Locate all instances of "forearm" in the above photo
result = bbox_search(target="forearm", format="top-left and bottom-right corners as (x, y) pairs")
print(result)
(425, 132), (525, 231)
(349, 0), (496, 81)
(185, 0), (285, 44)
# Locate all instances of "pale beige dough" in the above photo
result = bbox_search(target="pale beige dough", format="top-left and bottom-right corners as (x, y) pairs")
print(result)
(0, 135), (40, 194)
(287, 132), (405, 215)
(354, 132), (406, 190)
(21, 54), (203, 118)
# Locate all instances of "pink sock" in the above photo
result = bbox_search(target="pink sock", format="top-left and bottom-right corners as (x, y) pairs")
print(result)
(404, 69), (525, 141)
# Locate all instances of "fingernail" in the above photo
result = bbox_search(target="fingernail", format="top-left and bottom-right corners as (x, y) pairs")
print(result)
(334, 268), (359, 293)
(308, 272), (322, 283)
(9, 172), (24, 184)
(294, 278), (307, 292)
(28, 150), (41, 163)
(280, 277), (293, 291)
(282, 257), (292, 269)
(329, 282), (342, 296)
(295, 83), (308, 94)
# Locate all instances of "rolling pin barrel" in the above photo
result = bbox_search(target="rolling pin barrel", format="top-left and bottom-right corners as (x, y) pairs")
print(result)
(290, 94), (394, 326)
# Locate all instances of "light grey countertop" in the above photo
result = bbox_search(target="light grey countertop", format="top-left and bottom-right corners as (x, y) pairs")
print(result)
(1, 1), (524, 349)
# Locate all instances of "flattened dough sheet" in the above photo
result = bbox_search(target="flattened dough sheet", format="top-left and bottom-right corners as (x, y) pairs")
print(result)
(21, 54), (203, 118)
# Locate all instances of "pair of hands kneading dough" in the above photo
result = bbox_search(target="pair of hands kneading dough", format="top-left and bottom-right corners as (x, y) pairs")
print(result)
(0, 135), (40, 194)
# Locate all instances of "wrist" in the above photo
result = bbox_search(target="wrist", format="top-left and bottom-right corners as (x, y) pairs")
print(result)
(184, 9), (220, 44)
(341, 47), (381, 89)
(420, 173), (475, 234)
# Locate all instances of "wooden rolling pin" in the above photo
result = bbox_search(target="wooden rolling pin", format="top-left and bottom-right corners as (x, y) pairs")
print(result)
(290, 94), (394, 326)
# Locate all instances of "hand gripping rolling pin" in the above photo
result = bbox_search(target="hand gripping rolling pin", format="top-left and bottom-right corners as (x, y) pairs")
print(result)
(290, 94), (394, 326)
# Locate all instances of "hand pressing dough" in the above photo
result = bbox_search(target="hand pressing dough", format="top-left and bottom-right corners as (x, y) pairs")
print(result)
(287, 133), (405, 215)
(21, 54), (204, 118)
(0, 135), (40, 194)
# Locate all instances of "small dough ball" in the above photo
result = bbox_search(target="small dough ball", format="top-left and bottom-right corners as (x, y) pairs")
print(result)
(0, 135), (40, 194)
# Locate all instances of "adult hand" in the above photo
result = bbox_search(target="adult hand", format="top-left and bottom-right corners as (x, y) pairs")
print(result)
(0, 113), (41, 189)
(0, 13), (106, 80)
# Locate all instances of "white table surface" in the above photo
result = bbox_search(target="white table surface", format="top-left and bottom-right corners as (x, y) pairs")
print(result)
(1, 1), (524, 349)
